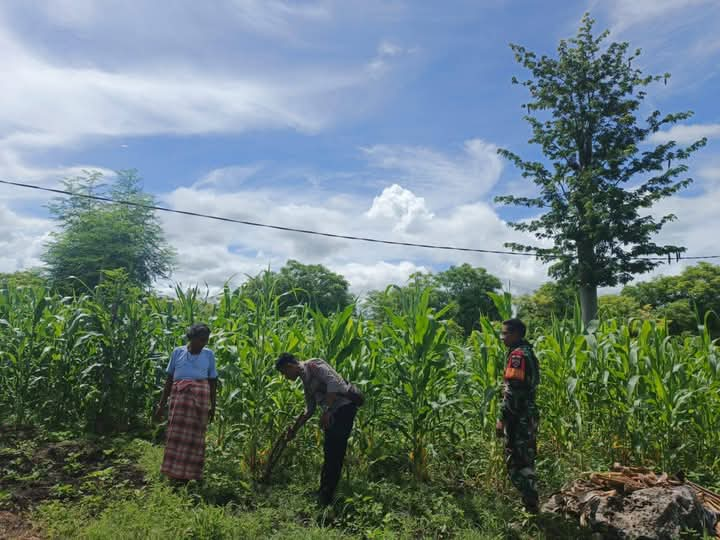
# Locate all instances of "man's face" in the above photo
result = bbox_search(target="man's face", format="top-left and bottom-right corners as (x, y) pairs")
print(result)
(280, 364), (300, 381)
(501, 325), (521, 348)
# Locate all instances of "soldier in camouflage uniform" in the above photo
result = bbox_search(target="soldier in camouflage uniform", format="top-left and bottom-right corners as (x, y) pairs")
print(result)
(496, 318), (540, 513)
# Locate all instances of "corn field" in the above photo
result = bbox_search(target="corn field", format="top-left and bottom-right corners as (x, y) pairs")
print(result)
(1, 271), (719, 486)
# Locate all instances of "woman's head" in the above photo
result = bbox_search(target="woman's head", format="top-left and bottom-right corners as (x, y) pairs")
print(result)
(186, 323), (211, 351)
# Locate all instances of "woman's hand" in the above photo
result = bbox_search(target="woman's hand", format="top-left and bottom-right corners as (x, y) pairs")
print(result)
(495, 420), (505, 439)
(208, 406), (215, 423)
(153, 401), (166, 423)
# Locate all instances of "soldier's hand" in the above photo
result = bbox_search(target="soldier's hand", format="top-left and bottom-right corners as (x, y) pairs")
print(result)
(320, 411), (332, 430)
(495, 420), (505, 439)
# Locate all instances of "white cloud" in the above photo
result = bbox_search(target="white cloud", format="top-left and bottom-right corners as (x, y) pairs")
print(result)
(0, 4), (411, 162)
(0, 204), (53, 273)
(649, 123), (720, 145)
(193, 165), (264, 190)
(331, 261), (429, 295)
(363, 139), (503, 208)
(229, 0), (331, 39)
(606, 0), (713, 31)
(366, 184), (434, 233)
(698, 164), (720, 184)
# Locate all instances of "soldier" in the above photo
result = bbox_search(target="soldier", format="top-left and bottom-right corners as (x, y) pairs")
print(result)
(275, 352), (362, 506)
(495, 318), (540, 513)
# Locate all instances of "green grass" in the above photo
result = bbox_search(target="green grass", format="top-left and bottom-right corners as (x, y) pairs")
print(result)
(28, 436), (591, 539)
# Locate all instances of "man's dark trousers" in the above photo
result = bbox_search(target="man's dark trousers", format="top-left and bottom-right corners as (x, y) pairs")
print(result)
(320, 403), (357, 502)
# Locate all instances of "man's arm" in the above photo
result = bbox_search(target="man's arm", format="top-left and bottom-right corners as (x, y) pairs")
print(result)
(286, 376), (316, 440)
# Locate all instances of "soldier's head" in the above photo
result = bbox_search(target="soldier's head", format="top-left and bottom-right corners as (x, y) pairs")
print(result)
(275, 352), (302, 380)
(501, 318), (526, 348)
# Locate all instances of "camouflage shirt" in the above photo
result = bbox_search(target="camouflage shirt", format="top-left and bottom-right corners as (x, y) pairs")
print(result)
(299, 358), (352, 416)
(500, 340), (540, 419)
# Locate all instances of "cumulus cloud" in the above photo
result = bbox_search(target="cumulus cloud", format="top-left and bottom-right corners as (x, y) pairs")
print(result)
(365, 184), (434, 233)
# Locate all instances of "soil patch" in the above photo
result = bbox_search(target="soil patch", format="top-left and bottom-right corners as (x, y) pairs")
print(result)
(0, 425), (147, 510)
(0, 511), (44, 540)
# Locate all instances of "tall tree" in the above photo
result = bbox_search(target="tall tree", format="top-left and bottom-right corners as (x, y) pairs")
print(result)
(495, 14), (706, 325)
(43, 170), (175, 292)
(243, 260), (353, 316)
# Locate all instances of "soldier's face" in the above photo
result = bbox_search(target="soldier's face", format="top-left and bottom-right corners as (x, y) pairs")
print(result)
(501, 325), (521, 348)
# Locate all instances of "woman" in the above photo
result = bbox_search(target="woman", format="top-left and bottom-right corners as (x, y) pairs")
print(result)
(154, 323), (218, 482)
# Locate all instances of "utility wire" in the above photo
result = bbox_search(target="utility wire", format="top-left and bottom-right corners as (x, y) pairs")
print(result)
(2, 178), (719, 262)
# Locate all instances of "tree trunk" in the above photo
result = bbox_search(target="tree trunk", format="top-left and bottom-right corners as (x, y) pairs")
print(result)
(579, 283), (598, 327)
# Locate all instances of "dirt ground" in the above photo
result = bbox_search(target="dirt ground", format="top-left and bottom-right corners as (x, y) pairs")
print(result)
(0, 425), (147, 538)
(0, 511), (44, 540)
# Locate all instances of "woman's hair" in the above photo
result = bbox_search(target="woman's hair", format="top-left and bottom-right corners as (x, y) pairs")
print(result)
(186, 323), (211, 341)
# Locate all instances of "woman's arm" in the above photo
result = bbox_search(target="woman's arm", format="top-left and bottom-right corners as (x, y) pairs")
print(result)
(153, 374), (174, 421)
(208, 378), (217, 422)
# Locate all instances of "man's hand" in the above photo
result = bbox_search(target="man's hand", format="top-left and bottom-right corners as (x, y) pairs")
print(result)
(495, 420), (505, 439)
(320, 411), (333, 430)
(208, 406), (215, 424)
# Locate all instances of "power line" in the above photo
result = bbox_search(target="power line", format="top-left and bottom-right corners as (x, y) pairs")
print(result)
(2, 178), (719, 263)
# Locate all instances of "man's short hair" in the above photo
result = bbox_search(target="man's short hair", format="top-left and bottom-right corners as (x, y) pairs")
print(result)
(502, 318), (527, 337)
(275, 352), (299, 371)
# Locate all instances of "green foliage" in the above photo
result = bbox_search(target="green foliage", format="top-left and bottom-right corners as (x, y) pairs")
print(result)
(2, 270), (720, 537)
(516, 282), (577, 331)
(0, 269), (46, 289)
(495, 14), (706, 322)
(43, 170), (175, 292)
(243, 260), (353, 317)
(364, 264), (502, 335)
(622, 262), (720, 334)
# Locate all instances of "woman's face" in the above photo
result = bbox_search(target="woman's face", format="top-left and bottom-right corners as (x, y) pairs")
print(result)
(190, 334), (209, 351)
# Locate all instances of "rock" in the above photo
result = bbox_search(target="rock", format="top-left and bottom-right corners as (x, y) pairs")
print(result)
(543, 481), (709, 539)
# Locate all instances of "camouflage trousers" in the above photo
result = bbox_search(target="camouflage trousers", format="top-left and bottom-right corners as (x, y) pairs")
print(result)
(504, 411), (539, 508)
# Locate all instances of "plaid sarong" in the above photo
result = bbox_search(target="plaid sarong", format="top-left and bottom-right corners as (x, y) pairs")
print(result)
(160, 379), (210, 481)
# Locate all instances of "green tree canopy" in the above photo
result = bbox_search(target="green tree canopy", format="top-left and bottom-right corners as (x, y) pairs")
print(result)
(243, 259), (353, 316)
(364, 264), (502, 334)
(495, 14), (706, 325)
(0, 270), (46, 289)
(515, 281), (577, 330)
(43, 170), (175, 292)
(622, 262), (720, 334)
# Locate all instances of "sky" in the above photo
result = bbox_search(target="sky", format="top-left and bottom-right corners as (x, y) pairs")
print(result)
(1, 0), (719, 297)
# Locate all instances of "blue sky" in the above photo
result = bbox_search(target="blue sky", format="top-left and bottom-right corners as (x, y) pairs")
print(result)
(1, 0), (719, 295)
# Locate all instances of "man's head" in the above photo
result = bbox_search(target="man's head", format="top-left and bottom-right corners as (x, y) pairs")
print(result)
(275, 352), (302, 380)
(501, 318), (526, 348)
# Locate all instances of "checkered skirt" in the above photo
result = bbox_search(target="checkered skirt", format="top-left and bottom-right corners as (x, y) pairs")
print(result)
(160, 379), (210, 480)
